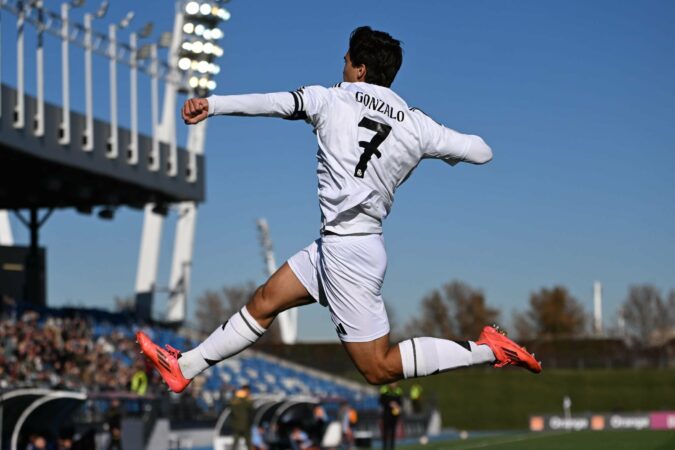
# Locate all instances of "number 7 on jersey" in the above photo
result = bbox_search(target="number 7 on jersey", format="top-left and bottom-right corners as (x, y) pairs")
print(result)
(354, 117), (392, 178)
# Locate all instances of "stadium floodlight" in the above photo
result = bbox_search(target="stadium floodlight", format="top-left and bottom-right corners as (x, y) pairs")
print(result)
(178, 57), (191, 70)
(138, 21), (154, 39)
(95, 0), (109, 18)
(199, 3), (211, 15)
(218, 8), (231, 21)
(185, 1), (199, 15)
(158, 31), (173, 48)
(119, 11), (135, 29)
(179, 1), (230, 96)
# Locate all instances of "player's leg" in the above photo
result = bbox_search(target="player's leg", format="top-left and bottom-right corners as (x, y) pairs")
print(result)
(178, 262), (313, 378)
(137, 240), (322, 392)
(341, 333), (495, 385)
(320, 235), (541, 384)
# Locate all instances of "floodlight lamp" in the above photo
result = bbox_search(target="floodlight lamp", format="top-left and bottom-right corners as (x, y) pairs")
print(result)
(95, 0), (109, 18)
(181, 42), (192, 51)
(159, 31), (173, 48)
(183, 22), (194, 34)
(197, 60), (209, 73)
(191, 60), (199, 70)
(198, 77), (208, 88)
(203, 29), (212, 40)
(210, 63), (220, 74)
(185, 1), (199, 15)
(218, 8), (231, 20)
(203, 42), (214, 54)
(195, 24), (205, 36)
(138, 21), (154, 38)
(189, 76), (199, 88)
(213, 45), (223, 57)
(137, 43), (152, 59)
(199, 3), (211, 15)
(178, 57), (191, 70)
(207, 80), (216, 90)
(119, 11), (135, 29)
(191, 41), (203, 53)
(211, 28), (224, 39)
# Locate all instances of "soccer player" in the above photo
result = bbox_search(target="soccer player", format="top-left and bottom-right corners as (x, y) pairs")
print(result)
(137, 26), (541, 393)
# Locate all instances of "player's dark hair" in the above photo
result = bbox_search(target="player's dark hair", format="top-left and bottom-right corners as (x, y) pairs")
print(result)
(348, 26), (402, 87)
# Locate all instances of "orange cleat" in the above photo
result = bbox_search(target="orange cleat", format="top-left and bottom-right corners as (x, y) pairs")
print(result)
(476, 325), (542, 374)
(136, 331), (191, 393)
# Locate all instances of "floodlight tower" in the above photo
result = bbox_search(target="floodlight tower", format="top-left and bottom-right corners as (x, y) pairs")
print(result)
(257, 219), (298, 344)
(136, 0), (231, 323)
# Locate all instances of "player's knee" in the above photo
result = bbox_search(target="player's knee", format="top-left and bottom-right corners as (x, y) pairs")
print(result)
(360, 358), (399, 385)
(250, 283), (281, 319)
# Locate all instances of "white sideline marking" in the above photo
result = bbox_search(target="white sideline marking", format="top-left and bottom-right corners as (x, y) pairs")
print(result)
(438, 431), (569, 450)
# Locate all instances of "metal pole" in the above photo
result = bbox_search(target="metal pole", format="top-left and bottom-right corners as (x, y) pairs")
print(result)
(14, 0), (25, 128)
(107, 23), (118, 158)
(149, 43), (159, 171)
(0, 5), (3, 119)
(135, 204), (165, 319)
(128, 32), (138, 164)
(58, 2), (70, 145)
(0, 211), (14, 246)
(83, 13), (93, 151)
(34, 0), (44, 136)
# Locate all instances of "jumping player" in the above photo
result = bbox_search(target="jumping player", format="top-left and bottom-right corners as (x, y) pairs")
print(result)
(137, 26), (541, 393)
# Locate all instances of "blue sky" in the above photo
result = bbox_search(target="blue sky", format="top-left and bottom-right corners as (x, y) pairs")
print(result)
(3, 0), (674, 341)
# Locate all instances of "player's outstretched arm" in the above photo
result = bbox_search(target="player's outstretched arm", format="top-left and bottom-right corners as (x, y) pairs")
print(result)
(182, 98), (209, 125)
(417, 111), (493, 165)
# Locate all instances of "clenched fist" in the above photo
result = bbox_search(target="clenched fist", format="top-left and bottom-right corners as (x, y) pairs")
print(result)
(182, 98), (209, 124)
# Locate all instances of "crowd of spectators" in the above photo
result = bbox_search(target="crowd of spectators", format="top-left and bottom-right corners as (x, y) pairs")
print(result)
(0, 311), (147, 393)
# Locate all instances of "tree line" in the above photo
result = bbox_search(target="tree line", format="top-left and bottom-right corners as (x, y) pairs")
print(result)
(194, 281), (675, 347)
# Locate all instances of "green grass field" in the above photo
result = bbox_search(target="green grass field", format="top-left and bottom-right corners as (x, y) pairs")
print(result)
(400, 431), (675, 450)
(395, 368), (675, 429)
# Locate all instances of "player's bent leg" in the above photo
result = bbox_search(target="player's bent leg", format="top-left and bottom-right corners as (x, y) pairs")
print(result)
(246, 262), (316, 328)
(342, 334), (403, 385)
(137, 262), (314, 391)
(342, 333), (494, 385)
(342, 328), (541, 385)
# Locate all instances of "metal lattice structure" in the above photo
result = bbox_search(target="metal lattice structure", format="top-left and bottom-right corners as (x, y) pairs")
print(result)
(0, 0), (232, 320)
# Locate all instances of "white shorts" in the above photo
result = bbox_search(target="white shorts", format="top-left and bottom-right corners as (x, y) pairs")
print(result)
(287, 234), (390, 342)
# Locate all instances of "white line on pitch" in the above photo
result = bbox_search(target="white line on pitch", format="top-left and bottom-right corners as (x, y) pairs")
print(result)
(436, 431), (570, 450)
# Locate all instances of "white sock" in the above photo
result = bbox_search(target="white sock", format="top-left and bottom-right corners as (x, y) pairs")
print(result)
(178, 306), (266, 379)
(398, 338), (495, 378)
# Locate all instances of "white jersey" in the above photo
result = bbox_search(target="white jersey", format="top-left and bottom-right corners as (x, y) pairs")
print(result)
(208, 82), (492, 235)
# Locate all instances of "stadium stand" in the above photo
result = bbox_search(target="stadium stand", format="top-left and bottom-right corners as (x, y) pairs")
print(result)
(1, 309), (378, 408)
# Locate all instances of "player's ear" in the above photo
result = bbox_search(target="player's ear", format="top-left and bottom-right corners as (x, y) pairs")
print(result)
(358, 64), (367, 82)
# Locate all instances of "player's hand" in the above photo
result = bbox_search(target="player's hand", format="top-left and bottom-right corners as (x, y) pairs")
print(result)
(182, 98), (209, 125)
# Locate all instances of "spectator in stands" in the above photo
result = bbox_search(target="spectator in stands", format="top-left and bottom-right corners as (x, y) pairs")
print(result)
(25, 434), (47, 450)
(409, 383), (424, 414)
(0, 311), (141, 393)
(230, 385), (254, 450)
(310, 404), (328, 444)
(290, 426), (318, 450)
(380, 382), (402, 450)
(251, 424), (268, 450)
(106, 399), (123, 450)
(131, 366), (148, 396)
(338, 401), (355, 450)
